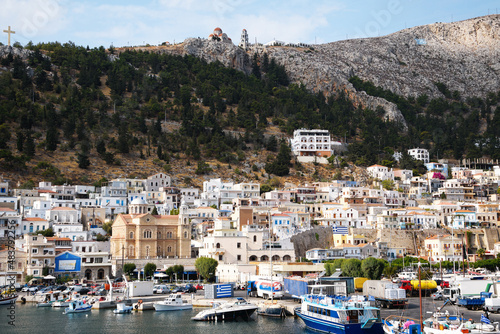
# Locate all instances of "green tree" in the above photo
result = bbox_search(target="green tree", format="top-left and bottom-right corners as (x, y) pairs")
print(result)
(324, 262), (334, 276)
(341, 259), (362, 277)
(25, 275), (33, 283)
(39, 228), (54, 237)
(381, 179), (395, 190)
(172, 264), (184, 281)
(42, 266), (50, 276)
(195, 257), (218, 282)
(144, 262), (157, 278)
(383, 265), (398, 278)
(166, 266), (174, 283)
(102, 222), (113, 236)
(265, 142), (292, 176)
(361, 257), (385, 279)
(77, 152), (90, 169)
(45, 127), (59, 151)
(477, 248), (486, 259)
(123, 263), (136, 276)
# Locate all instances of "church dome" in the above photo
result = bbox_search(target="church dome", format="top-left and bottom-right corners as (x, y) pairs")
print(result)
(131, 197), (147, 205)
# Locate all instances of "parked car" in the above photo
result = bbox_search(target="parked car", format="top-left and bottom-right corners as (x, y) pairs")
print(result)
(183, 284), (197, 293)
(79, 288), (90, 295)
(28, 285), (43, 293)
(171, 286), (184, 293)
(153, 285), (170, 294)
(194, 284), (204, 290)
(431, 291), (444, 300)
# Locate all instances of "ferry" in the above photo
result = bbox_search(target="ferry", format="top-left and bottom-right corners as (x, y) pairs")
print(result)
(295, 285), (384, 334)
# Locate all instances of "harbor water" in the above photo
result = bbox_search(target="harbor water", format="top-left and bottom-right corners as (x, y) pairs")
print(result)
(0, 304), (308, 334)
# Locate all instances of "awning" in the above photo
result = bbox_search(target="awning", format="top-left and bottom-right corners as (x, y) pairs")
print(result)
(44, 275), (56, 279)
(154, 273), (168, 278)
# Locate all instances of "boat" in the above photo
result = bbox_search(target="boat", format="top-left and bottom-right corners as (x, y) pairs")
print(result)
(154, 294), (193, 311)
(191, 297), (258, 321)
(52, 294), (80, 308)
(295, 286), (384, 334)
(256, 300), (285, 318)
(423, 311), (500, 334)
(113, 302), (133, 314)
(383, 316), (421, 334)
(0, 295), (17, 305)
(63, 299), (92, 314)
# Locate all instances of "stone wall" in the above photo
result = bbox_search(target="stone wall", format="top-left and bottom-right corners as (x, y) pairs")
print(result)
(290, 227), (333, 258)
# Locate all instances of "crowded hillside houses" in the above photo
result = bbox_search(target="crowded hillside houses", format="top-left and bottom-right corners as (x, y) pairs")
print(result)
(1, 148), (500, 284)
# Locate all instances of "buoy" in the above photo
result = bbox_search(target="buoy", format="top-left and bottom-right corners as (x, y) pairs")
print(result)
(138, 299), (143, 304)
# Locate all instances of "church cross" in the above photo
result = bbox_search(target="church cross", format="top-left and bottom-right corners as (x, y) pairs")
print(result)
(3, 26), (15, 46)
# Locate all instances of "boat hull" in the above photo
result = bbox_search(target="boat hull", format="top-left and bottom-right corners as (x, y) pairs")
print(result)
(296, 309), (384, 334)
(257, 306), (285, 317)
(64, 305), (92, 314)
(0, 296), (17, 305)
(154, 303), (193, 311)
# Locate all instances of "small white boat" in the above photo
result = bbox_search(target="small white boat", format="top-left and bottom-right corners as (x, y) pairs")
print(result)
(53, 293), (80, 307)
(257, 300), (285, 318)
(154, 294), (193, 311)
(64, 299), (92, 314)
(113, 302), (133, 314)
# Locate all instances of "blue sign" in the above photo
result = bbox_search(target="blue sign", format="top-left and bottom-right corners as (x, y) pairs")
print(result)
(54, 252), (82, 273)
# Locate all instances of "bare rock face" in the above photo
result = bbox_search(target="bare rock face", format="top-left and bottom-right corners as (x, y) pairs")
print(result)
(182, 38), (252, 75)
(260, 15), (500, 126)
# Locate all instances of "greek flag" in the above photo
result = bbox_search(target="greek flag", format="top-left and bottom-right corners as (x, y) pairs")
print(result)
(481, 314), (491, 324)
(332, 226), (348, 235)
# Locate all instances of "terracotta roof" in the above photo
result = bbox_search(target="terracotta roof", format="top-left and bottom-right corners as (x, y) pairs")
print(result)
(39, 190), (58, 193)
(23, 217), (47, 222)
(0, 207), (16, 212)
(456, 210), (474, 213)
(46, 237), (71, 241)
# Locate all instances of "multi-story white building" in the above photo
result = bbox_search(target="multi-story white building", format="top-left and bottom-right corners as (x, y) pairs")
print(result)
(424, 234), (462, 263)
(290, 129), (340, 158)
(23, 234), (56, 276)
(408, 148), (429, 164)
(367, 165), (394, 181)
(145, 173), (171, 192)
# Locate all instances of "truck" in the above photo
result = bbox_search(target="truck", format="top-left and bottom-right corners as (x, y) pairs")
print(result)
(283, 277), (347, 299)
(443, 279), (495, 304)
(399, 280), (437, 297)
(354, 277), (369, 291)
(247, 280), (284, 299)
(457, 291), (493, 310)
(363, 280), (407, 309)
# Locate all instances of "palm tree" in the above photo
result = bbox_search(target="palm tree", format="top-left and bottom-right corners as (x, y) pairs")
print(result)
(476, 248), (486, 259)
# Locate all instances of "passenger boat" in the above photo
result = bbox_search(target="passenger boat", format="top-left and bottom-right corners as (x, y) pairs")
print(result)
(191, 297), (258, 321)
(63, 299), (92, 314)
(113, 302), (133, 314)
(154, 294), (193, 311)
(295, 286), (383, 334)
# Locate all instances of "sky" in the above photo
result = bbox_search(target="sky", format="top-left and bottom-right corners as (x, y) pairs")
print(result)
(1, 0), (499, 48)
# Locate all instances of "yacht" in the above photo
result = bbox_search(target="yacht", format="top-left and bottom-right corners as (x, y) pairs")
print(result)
(64, 299), (92, 314)
(154, 294), (193, 311)
(191, 298), (258, 321)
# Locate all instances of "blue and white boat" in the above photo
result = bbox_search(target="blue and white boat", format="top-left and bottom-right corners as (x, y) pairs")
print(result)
(295, 286), (384, 334)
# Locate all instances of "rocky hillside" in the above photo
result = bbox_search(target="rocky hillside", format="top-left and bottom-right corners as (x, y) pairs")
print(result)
(145, 15), (500, 126)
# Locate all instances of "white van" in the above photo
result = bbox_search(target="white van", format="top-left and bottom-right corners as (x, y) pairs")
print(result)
(153, 285), (169, 294)
(398, 272), (417, 280)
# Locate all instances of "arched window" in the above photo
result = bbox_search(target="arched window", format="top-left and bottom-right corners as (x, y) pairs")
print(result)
(129, 232), (134, 239)
(157, 231), (162, 239)
(167, 232), (173, 239)
(85, 269), (92, 280)
(283, 255), (292, 262)
(157, 246), (162, 256)
(260, 255), (269, 261)
(97, 269), (105, 279)
(272, 255), (280, 262)
(249, 255), (257, 261)
(144, 230), (152, 238)
(216, 243), (221, 249)
(184, 231), (188, 239)
(167, 246), (172, 253)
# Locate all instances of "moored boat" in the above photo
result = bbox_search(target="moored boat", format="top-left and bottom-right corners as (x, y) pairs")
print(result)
(191, 297), (258, 321)
(256, 300), (285, 318)
(0, 295), (17, 305)
(295, 286), (384, 334)
(154, 294), (193, 311)
(64, 299), (92, 314)
(113, 302), (133, 314)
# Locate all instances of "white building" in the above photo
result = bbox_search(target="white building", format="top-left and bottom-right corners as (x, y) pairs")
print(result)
(408, 148), (429, 164)
(290, 129), (341, 158)
(367, 165), (394, 181)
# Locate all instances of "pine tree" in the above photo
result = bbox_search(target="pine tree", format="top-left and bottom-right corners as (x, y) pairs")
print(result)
(45, 127), (58, 151)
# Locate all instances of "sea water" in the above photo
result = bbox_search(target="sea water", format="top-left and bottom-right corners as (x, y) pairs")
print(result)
(0, 304), (308, 334)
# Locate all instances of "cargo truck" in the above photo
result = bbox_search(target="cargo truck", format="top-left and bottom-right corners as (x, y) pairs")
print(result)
(247, 280), (284, 299)
(399, 280), (437, 297)
(443, 279), (495, 304)
(363, 280), (407, 309)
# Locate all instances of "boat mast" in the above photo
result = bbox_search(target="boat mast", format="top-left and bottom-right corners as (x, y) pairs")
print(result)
(269, 210), (273, 302)
(418, 259), (423, 331)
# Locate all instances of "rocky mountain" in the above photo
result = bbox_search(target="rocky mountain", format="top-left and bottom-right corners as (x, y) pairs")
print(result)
(148, 15), (500, 126)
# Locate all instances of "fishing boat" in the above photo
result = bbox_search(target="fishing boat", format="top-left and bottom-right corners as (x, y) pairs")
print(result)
(52, 293), (80, 308)
(153, 294), (193, 311)
(191, 297), (258, 321)
(63, 299), (92, 314)
(113, 302), (133, 314)
(423, 311), (499, 334)
(0, 295), (17, 305)
(295, 286), (383, 334)
(256, 300), (286, 318)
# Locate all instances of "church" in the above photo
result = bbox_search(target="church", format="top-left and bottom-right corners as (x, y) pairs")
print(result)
(110, 198), (191, 260)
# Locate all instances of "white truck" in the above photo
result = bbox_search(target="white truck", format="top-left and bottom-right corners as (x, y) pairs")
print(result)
(363, 280), (407, 309)
(443, 279), (495, 304)
(247, 280), (284, 299)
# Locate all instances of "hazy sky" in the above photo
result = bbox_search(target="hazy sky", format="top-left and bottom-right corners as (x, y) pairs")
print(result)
(2, 0), (499, 48)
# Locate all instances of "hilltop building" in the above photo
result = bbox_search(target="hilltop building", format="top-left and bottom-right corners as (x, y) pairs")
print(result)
(208, 27), (232, 43)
